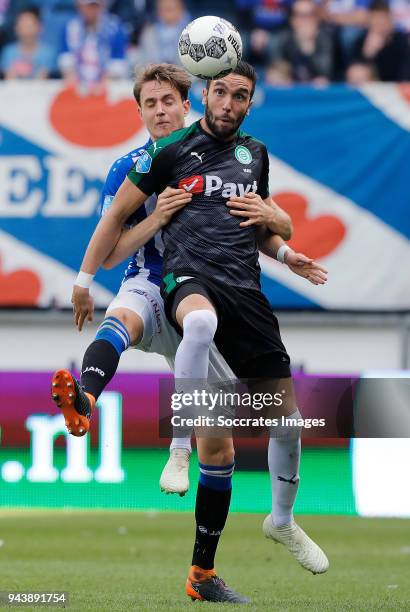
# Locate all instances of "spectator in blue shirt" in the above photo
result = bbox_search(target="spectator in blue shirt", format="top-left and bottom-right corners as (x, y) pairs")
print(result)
(108, 0), (150, 44)
(0, 0), (35, 52)
(237, 0), (293, 30)
(1, 7), (55, 78)
(236, 0), (293, 67)
(130, 0), (190, 69)
(58, 0), (128, 86)
(388, 0), (410, 33)
(36, 1), (76, 64)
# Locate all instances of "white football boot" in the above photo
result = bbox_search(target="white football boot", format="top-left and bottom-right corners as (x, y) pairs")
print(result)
(159, 448), (190, 496)
(263, 514), (329, 574)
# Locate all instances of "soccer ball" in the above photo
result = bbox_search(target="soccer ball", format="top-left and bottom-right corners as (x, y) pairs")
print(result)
(178, 16), (242, 80)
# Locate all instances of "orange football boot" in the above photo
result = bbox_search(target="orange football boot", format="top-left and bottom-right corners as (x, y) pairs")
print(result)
(185, 565), (249, 603)
(51, 369), (95, 436)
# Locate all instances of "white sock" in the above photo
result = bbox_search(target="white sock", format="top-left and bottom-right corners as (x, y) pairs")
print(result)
(173, 309), (217, 439)
(268, 410), (302, 527)
(170, 437), (192, 453)
(174, 310), (218, 384)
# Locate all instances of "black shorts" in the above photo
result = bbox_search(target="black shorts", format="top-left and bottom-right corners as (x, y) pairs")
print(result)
(161, 271), (291, 380)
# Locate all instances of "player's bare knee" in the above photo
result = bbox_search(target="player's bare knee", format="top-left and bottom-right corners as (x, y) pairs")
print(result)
(197, 438), (234, 466)
(106, 308), (144, 345)
(202, 448), (234, 466)
(219, 446), (235, 465)
(210, 440), (234, 466)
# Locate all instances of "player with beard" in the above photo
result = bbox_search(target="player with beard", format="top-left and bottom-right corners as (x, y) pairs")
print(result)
(126, 61), (329, 602)
(67, 61), (329, 603)
(51, 63), (308, 501)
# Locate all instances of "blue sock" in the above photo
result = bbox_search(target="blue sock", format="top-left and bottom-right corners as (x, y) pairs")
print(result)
(199, 462), (235, 491)
(95, 316), (130, 356)
(192, 465), (235, 569)
(80, 317), (130, 400)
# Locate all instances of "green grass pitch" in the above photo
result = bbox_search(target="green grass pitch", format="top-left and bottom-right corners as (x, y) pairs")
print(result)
(0, 511), (409, 611)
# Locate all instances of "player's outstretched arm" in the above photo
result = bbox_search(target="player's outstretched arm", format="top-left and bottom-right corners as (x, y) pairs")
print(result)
(259, 234), (328, 286)
(102, 187), (193, 269)
(72, 177), (147, 330)
(227, 192), (292, 240)
(80, 177), (147, 274)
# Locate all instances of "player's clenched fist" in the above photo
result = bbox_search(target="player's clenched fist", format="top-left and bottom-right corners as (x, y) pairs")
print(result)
(152, 187), (192, 227)
(72, 286), (94, 331)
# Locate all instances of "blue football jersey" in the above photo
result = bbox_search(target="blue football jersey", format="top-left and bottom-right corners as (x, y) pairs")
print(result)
(100, 139), (163, 286)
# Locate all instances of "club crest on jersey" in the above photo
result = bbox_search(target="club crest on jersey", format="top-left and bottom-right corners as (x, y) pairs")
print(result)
(235, 145), (252, 165)
(134, 150), (152, 173)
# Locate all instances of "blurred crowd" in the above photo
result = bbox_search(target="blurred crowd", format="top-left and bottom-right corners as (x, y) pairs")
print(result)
(0, 0), (409, 87)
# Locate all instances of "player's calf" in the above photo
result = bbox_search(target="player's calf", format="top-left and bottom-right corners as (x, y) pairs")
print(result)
(51, 369), (95, 436)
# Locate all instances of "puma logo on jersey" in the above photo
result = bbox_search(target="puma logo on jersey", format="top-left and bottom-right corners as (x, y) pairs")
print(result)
(191, 151), (204, 162)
